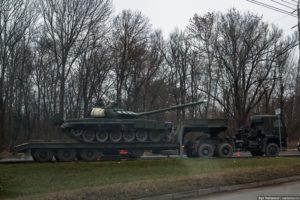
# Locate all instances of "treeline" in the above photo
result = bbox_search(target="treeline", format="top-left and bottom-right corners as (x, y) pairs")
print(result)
(0, 0), (298, 150)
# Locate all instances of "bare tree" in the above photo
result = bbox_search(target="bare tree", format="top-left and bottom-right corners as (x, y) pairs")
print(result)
(110, 10), (151, 108)
(0, 0), (36, 150)
(215, 9), (295, 126)
(164, 29), (191, 119)
(188, 12), (219, 117)
(38, 0), (112, 116)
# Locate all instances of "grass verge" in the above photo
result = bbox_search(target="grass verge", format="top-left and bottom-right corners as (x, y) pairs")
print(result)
(1, 157), (300, 199)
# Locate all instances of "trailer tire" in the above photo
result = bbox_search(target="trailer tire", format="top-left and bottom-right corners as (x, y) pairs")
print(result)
(197, 143), (214, 158)
(217, 143), (233, 158)
(79, 149), (102, 161)
(128, 150), (144, 158)
(32, 149), (53, 162)
(265, 143), (279, 157)
(55, 149), (76, 161)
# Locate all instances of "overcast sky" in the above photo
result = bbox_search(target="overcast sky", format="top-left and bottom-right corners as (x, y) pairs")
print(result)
(113, 0), (297, 38)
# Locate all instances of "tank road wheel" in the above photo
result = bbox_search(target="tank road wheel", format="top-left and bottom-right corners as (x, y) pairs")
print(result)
(71, 129), (83, 137)
(55, 149), (76, 162)
(197, 143), (214, 158)
(32, 149), (53, 162)
(79, 149), (102, 161)
(123, 130), (135, 142)
(161, 132), (172, 143)
(136, 130), (148, 142)
(109, 130), (122, 142)
(82, 130), (96, 143)
(149, 131), (160, 142)
(96, 131), (109, 142)
(265, 143), (280, 157)
(217, 143), (233, 158)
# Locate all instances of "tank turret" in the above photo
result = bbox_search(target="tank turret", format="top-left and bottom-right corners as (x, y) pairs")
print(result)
(90, 101), (205, 119)
(55, 101), (205, 144)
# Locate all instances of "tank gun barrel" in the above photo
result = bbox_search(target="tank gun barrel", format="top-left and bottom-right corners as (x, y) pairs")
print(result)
(137, 101), (206, 117)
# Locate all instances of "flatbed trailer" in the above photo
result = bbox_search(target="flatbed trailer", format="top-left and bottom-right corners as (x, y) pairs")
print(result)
(14, 117), (286, 161)
(14, 119), (230, 161)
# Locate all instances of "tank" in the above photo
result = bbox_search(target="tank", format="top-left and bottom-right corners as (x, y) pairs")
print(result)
(51, 101), (205, 144)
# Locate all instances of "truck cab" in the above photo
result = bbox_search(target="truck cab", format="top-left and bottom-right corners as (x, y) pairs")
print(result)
(236, 115), (287, 156)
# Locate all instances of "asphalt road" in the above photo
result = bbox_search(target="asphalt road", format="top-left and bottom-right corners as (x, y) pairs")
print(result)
(190, 181), (300, 200)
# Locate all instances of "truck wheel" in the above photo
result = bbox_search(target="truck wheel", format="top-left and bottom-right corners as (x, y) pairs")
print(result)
(250, 150), (264, 156)
(265, 143), (279, 157)
(82, 130), (96, 142)
(55, 149), (76, 161)
(79, 149), (102, 161)
(217, 143), (233, 158)
(197, 143), (214, 158)
(32, 149), (53, 162)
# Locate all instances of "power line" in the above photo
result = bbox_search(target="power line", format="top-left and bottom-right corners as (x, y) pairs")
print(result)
(271, 0), (296, 10)
(280, 0), (298, 7)
(246, 0), (300, 114)
(246, 0), (297, 17)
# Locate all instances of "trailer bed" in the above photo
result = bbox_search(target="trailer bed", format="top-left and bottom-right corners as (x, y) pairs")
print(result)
(15, 142), (179, 153)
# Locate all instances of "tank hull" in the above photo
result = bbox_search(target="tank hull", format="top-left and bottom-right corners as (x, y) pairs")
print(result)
(61, 118), (173, 143)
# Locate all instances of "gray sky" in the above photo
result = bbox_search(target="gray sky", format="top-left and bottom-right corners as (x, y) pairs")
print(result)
(113, 0), (297, 38)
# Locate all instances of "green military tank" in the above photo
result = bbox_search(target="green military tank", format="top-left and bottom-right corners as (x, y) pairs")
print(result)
(52, 101), (205, 144)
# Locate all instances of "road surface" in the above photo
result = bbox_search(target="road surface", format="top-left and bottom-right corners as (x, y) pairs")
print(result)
(190, 181), (300, 200)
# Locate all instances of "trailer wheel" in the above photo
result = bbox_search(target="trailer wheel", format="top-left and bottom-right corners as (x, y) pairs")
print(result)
(79, 149), (102, 161)
(217, 143), (233, 158)
(32, 149), (53, 162)
(136, 130), (148, 142)
(250, 150), (264, 156)
(197, 143), (214, 158)
(265, 143), (279, 157)
(128, 150), (144, 158)
(55, 149), (76, 161)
